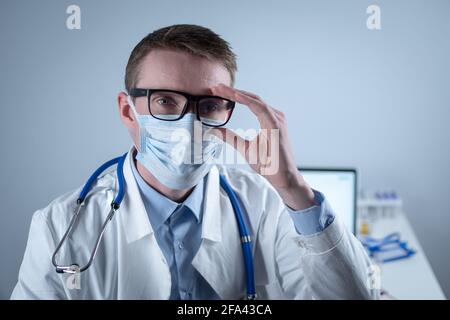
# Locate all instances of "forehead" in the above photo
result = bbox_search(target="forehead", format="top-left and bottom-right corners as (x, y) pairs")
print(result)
(135, 49), (232, 95)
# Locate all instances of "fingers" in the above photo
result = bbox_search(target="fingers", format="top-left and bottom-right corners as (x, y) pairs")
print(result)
(209, 127), (275, 171)
(209, 127), (250, 158)
(211, 83), (269, 118)
(211, 84), (286, 124)
(236, 89), (262, 101)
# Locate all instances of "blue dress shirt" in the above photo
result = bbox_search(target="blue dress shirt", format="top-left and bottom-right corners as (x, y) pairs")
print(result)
(131, 159), (334, 299)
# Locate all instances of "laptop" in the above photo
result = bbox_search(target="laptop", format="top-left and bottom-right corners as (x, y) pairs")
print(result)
(298, 168), (357, 235)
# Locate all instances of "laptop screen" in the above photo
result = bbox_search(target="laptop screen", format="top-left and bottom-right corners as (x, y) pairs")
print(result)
(299, 168), (357, 234)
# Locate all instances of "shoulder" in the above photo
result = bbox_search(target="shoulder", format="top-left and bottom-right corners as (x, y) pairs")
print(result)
(33, 168), (117, 232)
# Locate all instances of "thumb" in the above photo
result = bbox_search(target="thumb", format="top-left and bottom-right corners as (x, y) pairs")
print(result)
(209, 127), (250, 159)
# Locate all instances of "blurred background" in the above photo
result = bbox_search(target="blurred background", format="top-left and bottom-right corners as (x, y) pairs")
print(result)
(0, 0), (449, 299)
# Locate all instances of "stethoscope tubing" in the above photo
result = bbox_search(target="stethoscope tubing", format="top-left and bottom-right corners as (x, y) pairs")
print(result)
(51, 152), (257, 299)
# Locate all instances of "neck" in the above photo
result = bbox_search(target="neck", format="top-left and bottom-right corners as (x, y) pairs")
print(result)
(135, 158), (194, 203)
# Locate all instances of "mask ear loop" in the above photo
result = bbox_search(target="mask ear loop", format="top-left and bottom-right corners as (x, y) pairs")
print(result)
(125, 93), (146, 154)
(126, 94), (139, 117)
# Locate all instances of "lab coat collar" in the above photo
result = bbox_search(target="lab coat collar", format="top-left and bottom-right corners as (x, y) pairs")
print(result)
(121, 146), (243, 299)
(200, 163), (222, 242)
(130, 152), (204, 228)
(121, 146), (222, 244)
(120, 147), (154, 243)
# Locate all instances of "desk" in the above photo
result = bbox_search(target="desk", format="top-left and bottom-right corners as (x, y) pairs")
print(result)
(364, 212), (446, 299)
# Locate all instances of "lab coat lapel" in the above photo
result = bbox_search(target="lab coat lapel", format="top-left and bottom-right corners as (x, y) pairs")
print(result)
(119, 148), (153, 243)
(116, 148), (171, 299)
(192, 166), (247, 300)
(117, 149), (246, 299)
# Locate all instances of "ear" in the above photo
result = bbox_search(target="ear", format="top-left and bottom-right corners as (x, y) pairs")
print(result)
(117, 91), (135, 130)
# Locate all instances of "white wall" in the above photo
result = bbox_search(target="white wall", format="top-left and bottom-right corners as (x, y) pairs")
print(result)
(1, 0), (449, 298)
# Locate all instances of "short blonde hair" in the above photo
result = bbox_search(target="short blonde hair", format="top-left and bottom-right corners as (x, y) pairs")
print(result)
(125, 24), (237, 93)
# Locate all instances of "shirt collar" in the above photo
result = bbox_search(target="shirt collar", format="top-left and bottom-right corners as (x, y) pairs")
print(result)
(130, 155), (204, 230)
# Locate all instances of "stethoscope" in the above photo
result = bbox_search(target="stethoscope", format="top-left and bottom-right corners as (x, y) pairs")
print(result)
(51, 152), (257, 300)
(360, 232), (416, 263)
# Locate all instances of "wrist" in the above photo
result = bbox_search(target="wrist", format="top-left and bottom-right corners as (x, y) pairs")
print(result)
(275, 172), (316, 210)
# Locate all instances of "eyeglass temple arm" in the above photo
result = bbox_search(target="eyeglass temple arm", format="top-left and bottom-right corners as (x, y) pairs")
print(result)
(128, 88), (148, 97)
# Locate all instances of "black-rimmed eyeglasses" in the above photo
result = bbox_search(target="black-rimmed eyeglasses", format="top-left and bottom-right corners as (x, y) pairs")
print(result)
(129, 88), (236, 127)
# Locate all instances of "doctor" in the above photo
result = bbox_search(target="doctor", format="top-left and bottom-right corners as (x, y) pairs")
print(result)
(12, 24), (373, 300)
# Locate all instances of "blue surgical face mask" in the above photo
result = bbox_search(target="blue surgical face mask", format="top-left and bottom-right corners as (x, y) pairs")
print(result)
(127, 95), (223, 190)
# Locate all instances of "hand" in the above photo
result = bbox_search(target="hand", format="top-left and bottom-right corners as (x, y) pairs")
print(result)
(210, 83), (316, 210)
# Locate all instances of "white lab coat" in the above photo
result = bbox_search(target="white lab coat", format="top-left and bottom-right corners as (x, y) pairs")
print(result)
(11, 148), (373, 300)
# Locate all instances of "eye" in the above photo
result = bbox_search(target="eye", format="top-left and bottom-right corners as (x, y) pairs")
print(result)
(156, 97), (176, 106)
(204, 104), (218, 111)
(200, 102), (221, 114)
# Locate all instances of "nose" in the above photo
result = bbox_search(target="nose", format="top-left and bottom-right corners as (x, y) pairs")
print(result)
(184, 101), (196, 114)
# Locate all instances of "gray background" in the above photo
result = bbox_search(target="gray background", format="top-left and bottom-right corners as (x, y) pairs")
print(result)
(1, 0), (449, 298)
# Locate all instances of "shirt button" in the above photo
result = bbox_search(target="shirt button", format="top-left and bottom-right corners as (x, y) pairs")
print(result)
(177, 240), (184, 250)
(181, 290), (191, 299)
(296, 239), (305, 248)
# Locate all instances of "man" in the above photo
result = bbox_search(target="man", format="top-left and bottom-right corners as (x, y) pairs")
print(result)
(12, 24), (373, 299)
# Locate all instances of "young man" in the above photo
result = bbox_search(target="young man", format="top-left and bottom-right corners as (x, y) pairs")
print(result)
(12, 24), (373, 299)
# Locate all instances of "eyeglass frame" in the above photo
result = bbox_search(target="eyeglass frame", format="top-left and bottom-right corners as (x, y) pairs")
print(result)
(128, 88), (236, 127)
